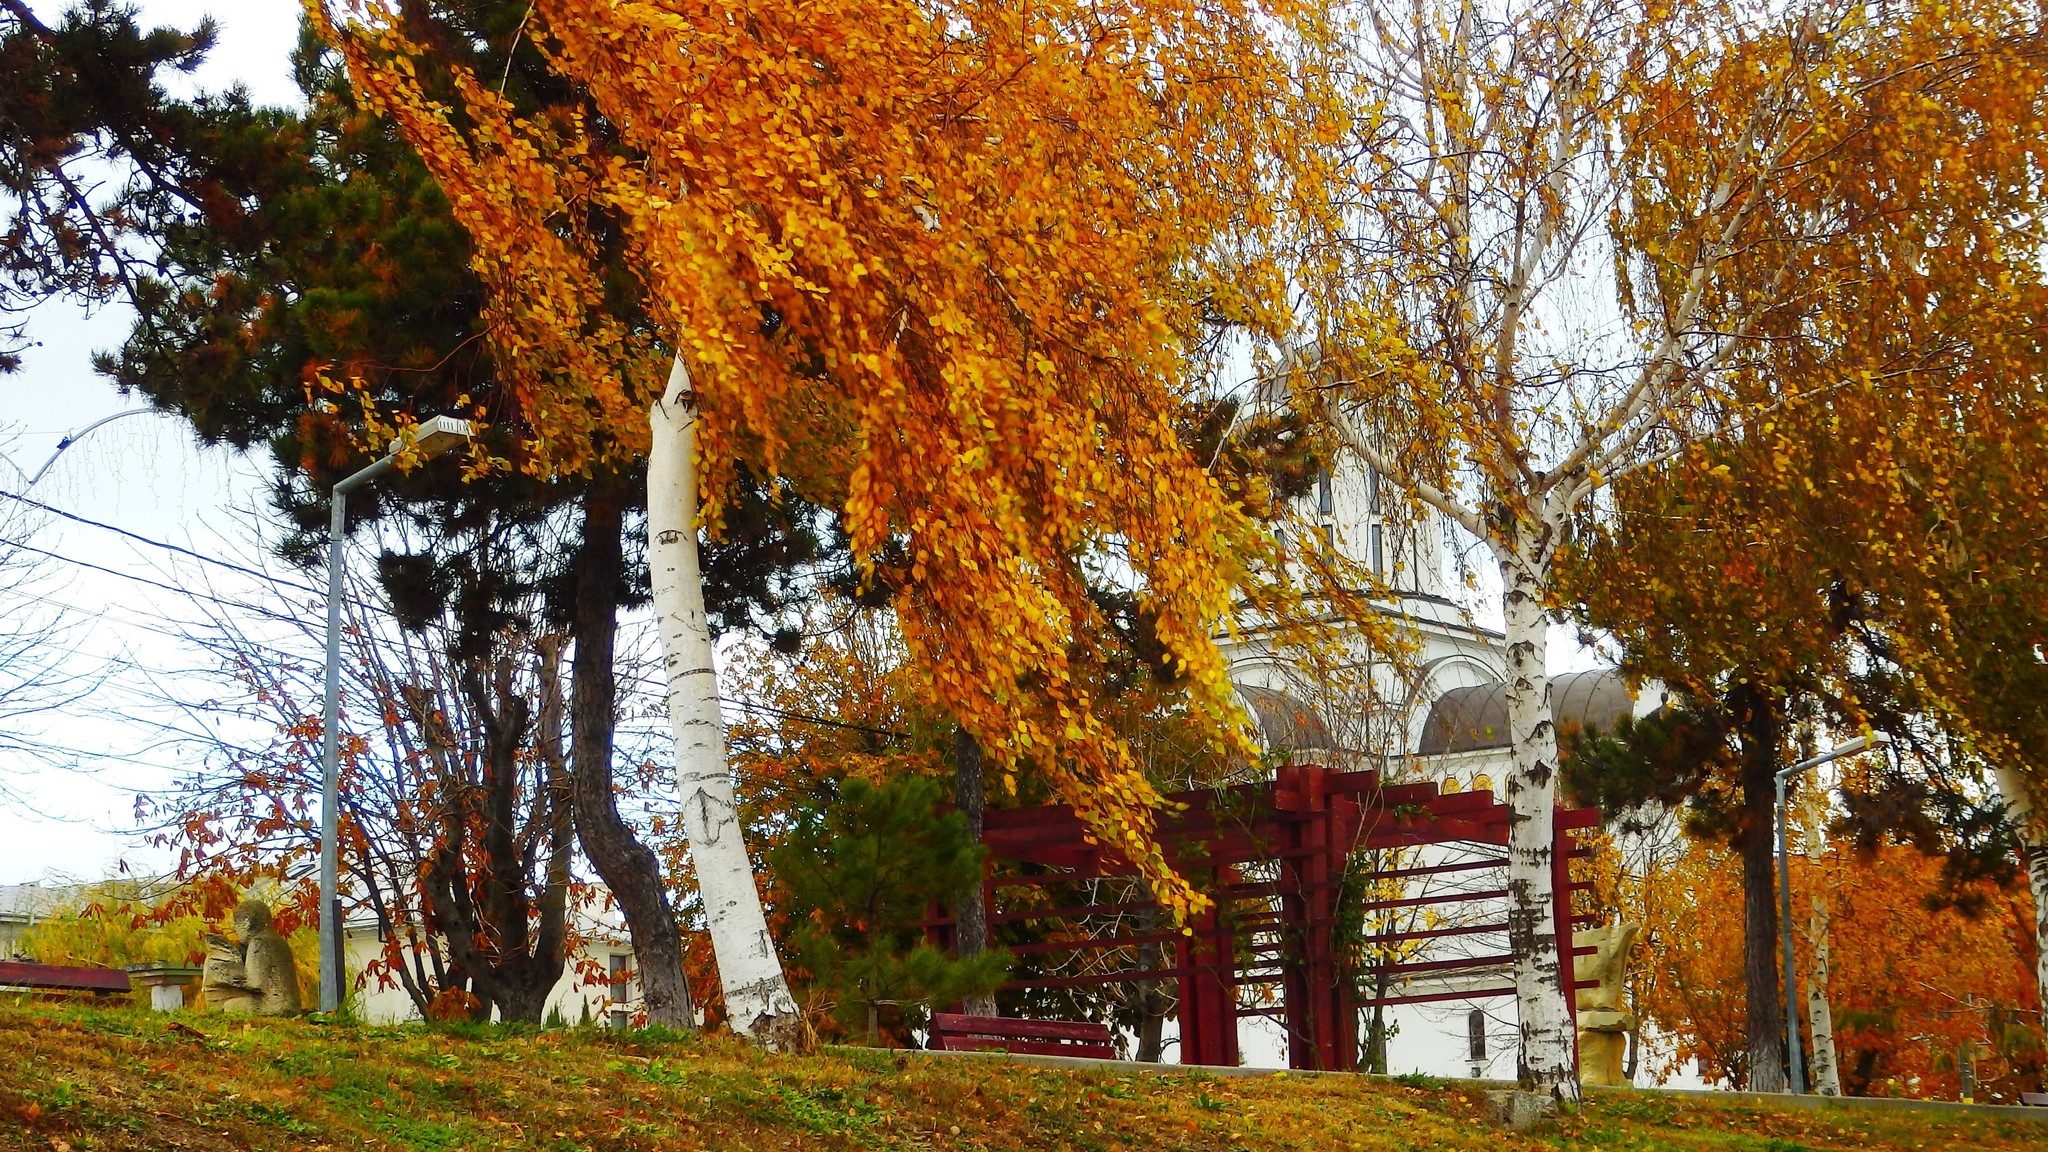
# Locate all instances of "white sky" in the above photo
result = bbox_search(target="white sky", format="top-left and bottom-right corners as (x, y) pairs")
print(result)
(0, 1), (303, 885)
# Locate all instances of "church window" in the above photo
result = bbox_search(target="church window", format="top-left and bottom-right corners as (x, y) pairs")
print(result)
(1370, 524), (1383, 575)
(1317, 472), (1335, 515)
(1317, 525), (1334, 556)
(1368, 468), (1381, 513)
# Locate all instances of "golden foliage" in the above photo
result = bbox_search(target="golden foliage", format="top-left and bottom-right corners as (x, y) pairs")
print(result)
(307, 0), (1345, 919)
(1631, 836), (2042, 1099)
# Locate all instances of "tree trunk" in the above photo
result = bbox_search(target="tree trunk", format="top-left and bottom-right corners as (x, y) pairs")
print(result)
(953, 727), (996, 1018)
(569, 492), (697, 1031)
(648, 357), (804, 1050)
(1993, 762), (2048, 1032)
(1800, 784), (1840, 1096)
(1363, 987), (1391, 1074)
(1497, 539), (1578, 1100)
(530, 637), (578, 1023)
(1130, 902), (1173, 1062)
(1805, 887), (1840, 1096)
(1733, 683), (1787, 1093)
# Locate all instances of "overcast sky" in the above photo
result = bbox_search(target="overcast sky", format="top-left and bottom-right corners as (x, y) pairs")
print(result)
(0, 1), (303, 885)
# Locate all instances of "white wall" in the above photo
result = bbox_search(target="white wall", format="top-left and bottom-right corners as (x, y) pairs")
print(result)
(343, 927), (647, 1027)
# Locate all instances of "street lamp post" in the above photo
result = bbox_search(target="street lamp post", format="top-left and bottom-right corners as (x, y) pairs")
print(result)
(319, 415), (472, 1013)
(1776, 730), (1891, 1093)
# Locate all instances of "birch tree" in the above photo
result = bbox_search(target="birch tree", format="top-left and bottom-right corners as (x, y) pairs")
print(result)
(644, 359), (802, 1041)
(313, 0), (1316, 1044)
(1799, 784), (1842, 1096)
(1992, 767), (2048, 1034)
(1283, 0), (2040, 1094)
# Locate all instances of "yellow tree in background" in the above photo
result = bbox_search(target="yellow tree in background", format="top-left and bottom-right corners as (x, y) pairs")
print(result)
(1287, 0), (2048, 1094)
(310, 0), (1326, 1044)
(1636, 837), (2040, 1099)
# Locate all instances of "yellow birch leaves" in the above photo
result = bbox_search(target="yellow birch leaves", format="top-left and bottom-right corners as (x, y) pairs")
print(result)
(310, 0), (1322, 919)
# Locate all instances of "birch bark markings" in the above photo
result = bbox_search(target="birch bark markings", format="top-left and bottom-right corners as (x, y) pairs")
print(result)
(1992, 763), (2048, 1030)
(647, 358), (803, 1049)
(1500, 540), (1574, 1088)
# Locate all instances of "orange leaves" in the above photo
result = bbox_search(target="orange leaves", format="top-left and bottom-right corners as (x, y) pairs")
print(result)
(312, 0), (1318, 918)
(1636, 837), (2042, 1098)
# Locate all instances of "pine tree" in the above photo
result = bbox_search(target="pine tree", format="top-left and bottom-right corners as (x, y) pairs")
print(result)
(769, 776), (1007, 1045)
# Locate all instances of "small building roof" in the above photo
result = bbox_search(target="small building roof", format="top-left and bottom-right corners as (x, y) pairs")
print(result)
(1416, 668), (1636, 755)
(1235, 684), (1336, 751)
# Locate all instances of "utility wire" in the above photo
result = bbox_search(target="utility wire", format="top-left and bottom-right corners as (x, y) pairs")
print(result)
(6, 532), (905, 737)
(4, 520), (899, 742)
(0, 488), (324, 597)
(0, 537), (309, 626)
(716, 696), (909, 741)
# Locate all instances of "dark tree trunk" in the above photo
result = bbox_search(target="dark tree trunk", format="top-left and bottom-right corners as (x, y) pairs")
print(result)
(1733, 681), (1788, 1093)
(1364, 972), (1393, 1074)
(410, 657), (573, 1025)
(1134, 976), (1168, 1062)
(1131, 904), (1174, 1062)
(570, 494), (696, 1030)
(953, 727), (997, 1017)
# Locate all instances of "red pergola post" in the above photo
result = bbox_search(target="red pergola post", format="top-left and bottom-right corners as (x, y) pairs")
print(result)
(1176, 865), (1237, 1066)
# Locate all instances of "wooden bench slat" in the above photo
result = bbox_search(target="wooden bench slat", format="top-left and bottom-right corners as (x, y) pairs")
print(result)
(0, 960), (132, 994)
(929, 1012), (1118, 1059)
(931, 1013), (1113, 1043)
(939, 1035), (1118, 1059)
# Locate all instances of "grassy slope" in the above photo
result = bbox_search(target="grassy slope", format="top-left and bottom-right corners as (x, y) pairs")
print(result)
(3, 1002), (2037, 1152)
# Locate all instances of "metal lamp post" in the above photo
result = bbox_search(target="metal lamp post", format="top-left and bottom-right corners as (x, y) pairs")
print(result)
(319, 415), (473, 1013)
(1776, 730), (1891, 1093)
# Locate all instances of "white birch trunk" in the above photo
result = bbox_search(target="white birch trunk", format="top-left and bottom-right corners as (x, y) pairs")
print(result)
(648, 358), (804, 1049)
(1499, 536), (1580, 1100)
(1805, 886), (1841, 1096)
(1799, 784), (1841, 1096)
(1993, 762), (2048, 1029)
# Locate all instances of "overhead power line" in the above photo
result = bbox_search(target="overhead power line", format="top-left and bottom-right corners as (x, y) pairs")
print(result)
(3, 507), (900, 742)
(0, 489), (324, 597)
(0, 536), (308, 627)
(716, 696), (909, 741)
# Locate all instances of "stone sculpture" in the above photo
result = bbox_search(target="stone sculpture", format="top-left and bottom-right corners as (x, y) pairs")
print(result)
(1571, 921), (1640, 1087)
(200, 899), (304, 1016)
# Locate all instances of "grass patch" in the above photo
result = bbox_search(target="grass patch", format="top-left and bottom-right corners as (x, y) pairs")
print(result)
(0, 1002), (2041, 1152)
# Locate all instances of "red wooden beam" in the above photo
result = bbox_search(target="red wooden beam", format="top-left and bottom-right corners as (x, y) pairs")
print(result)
(1357, 921), (1511, 946)
(1352, 887), (1508, 912)
(1366, 856), (1510, 880)
(0, 961), (130, 994)
(998, 930), (1187, 956)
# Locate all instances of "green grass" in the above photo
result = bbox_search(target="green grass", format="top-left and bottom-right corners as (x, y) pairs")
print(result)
(0, 1000), (2040, 1151)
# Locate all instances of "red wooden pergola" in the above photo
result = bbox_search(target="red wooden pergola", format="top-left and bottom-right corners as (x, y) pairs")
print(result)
(938, 763), (1601, 1071)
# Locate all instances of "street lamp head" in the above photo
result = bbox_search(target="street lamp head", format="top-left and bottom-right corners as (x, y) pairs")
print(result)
(391, 414), (475, 460)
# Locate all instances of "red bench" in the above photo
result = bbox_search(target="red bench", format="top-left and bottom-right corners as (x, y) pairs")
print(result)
(928, 1013), (1116, 1059)
(0, 960), (132, 998)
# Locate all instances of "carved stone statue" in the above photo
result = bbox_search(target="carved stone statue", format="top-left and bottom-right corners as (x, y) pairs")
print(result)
(200, 899), (304, 1016)
(1571, 922), (1640, 1087)
(201, 932), (257, 1014)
